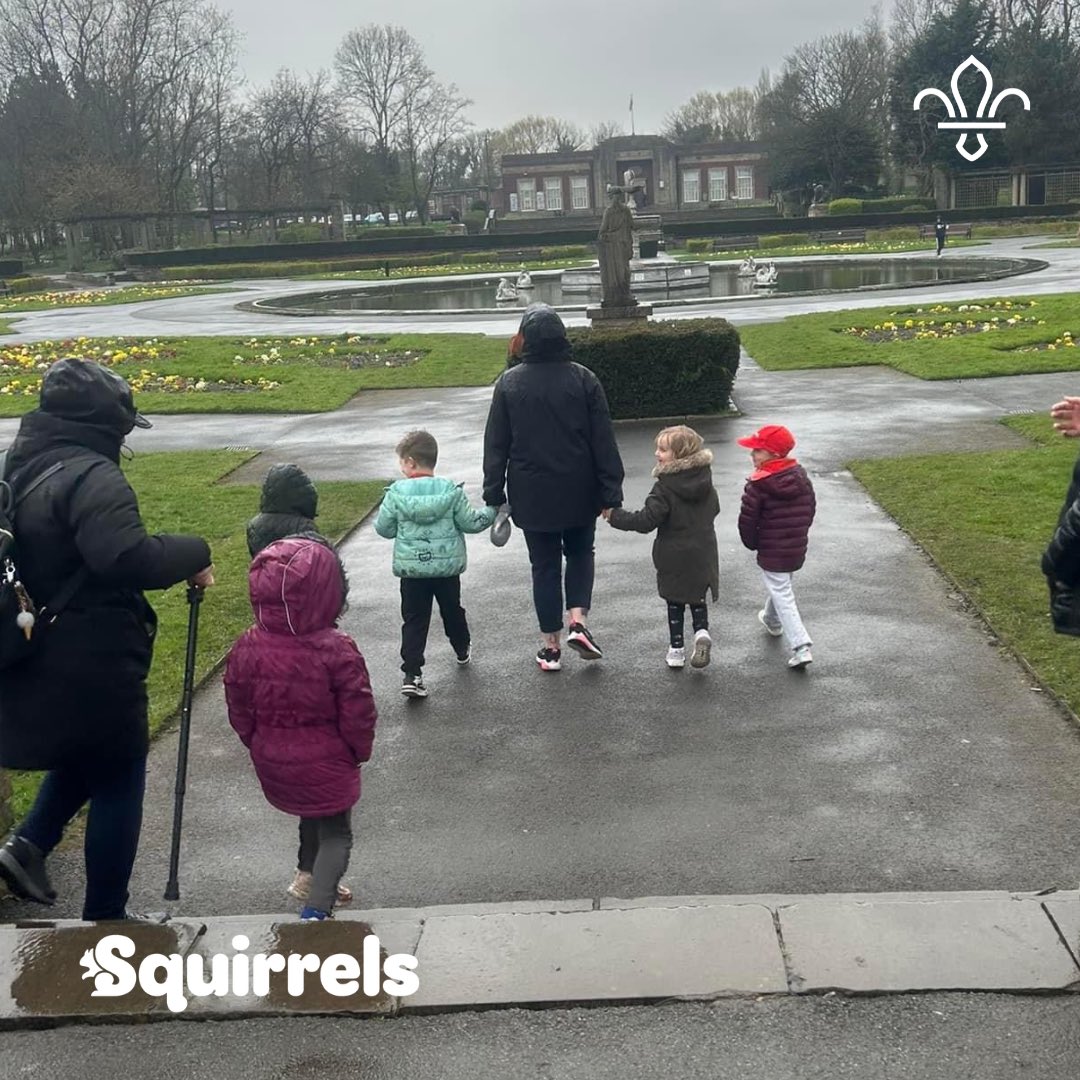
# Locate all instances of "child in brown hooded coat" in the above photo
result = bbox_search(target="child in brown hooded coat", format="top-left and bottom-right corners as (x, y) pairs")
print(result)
(604, 425), (719, 669)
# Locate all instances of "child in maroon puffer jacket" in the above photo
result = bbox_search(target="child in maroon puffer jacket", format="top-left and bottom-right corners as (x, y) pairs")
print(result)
(224, 537), (378, 920)
(737, 424), (817, 670)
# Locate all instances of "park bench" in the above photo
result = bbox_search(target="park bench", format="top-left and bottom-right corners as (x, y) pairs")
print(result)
(918, 222), (973, 239)
(711, 235), (759, 251)
(809, 228), (867, 244)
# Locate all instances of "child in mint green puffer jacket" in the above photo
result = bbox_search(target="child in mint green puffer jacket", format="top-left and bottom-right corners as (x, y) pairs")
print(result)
(374, 430), (495, 699)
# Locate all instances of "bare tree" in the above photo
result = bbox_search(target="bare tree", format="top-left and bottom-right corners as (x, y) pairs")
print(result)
(398, 80), (471, 222)
(590, 120), (626, 146)
(496, 115), (587, 155)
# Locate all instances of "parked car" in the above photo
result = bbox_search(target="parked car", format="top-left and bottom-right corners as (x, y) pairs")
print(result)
(363, 212), (400, 224)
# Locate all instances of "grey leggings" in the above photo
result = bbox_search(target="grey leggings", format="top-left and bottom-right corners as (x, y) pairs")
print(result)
(297, 810), (353, 913)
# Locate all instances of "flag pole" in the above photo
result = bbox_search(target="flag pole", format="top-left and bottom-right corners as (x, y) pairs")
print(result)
(629, 93), (635, 136)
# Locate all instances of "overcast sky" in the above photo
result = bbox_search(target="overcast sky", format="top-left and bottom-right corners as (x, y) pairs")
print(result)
(225, 0), (886, 133)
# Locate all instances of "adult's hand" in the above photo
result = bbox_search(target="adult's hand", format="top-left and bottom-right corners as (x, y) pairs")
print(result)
(189, 564), (215, 588)
(1051, 397), (1080, 436)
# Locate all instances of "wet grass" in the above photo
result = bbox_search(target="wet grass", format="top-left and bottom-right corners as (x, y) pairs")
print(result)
(0, 333), (508, 417)
(739, 292), (1080, 379)
(851, 413), (1080, 715)
(6, 450), (384, 819)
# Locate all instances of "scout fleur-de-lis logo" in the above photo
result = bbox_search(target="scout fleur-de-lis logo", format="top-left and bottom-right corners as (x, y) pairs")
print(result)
(913, 55), (1030, 162)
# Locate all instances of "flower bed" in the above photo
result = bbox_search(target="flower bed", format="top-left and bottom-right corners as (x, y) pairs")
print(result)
(0, 282), (217, 312)
(841, 300), (1045, 343)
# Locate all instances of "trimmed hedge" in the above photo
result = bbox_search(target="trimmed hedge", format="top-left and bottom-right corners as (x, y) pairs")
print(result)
(685, 238), (712, 253)
(0, 259), (24, 277)
(7, 276), (51, 294)
(863, 195), (936, 213)
(558, 319), (740, 420)
(828, 198), (863, 215)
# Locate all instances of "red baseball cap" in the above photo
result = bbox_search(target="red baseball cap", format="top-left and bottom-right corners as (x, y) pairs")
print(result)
(736, 424), (795, 456)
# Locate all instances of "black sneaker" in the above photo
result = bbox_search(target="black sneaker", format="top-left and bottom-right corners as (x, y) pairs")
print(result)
(536, 647), (562, 671)
(566, 622), (602, 660)
(0, 835), (56, 905)
(401, 674), (429, 698)
(455, 645), (472, 666)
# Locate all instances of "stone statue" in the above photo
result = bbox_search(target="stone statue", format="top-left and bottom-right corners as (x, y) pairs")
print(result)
(597, 187), (635, 308)
(812, 183), (825, 205)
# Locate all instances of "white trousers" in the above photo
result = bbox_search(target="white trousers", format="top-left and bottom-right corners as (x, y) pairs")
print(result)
(760, 569), (811, 650)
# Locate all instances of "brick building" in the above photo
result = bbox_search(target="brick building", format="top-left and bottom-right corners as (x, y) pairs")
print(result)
(498, 135), (769, 218)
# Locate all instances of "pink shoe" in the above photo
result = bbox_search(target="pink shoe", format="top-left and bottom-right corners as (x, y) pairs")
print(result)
(286, 870), (353, 905)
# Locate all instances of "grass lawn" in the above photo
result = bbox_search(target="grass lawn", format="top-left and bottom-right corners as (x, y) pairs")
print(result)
(0, 319), (12, 336)
(850, 414), (1080, 717)
(739, 292), (1080, 379)
(305, 257), (589, 281)
(0, 284), (229, 314)
(0, 333), (508, 416)
(6, 450), (384, 819)
(690, 239), (986, 261)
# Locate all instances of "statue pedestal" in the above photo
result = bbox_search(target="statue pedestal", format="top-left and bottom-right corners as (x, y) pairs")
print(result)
(807, 204), (829, 218)
(586, 302), (653, 328)
(631, 213), (662, 260)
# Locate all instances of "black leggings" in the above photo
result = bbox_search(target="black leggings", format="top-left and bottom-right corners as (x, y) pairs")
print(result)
(667, 601), (708, 648)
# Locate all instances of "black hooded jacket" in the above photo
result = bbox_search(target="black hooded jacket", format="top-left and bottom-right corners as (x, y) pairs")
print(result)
(0, 362), (211, 770)
(483, 305), (624, 531)
(246, 463), (319, 557)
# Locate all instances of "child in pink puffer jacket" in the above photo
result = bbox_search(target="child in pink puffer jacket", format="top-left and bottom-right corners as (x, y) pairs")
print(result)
(224, 537), (377, 920)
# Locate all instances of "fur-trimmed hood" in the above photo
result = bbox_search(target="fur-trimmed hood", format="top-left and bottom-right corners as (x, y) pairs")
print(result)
(653, 448), (713, 477)
(653, 448), (714, 503)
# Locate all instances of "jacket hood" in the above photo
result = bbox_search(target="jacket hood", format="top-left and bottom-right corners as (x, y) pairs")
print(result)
(7, 408), (125, 471)
(655, 450), (715, 501)
(757, 463), (812, 500)
(40, 359), (150, 436)
(385, 476), (460, 523)
(260, 463), (318, 518)
(249, 537), (343, 636)
(519, 303), (571, 363)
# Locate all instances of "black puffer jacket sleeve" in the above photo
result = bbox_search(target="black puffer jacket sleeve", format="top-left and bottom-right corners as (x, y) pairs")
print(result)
(1043, 494), (1080, 587)
(585, 371), (624, 510)
(68, 460), (211, 589)
(482, 376), (510, 508)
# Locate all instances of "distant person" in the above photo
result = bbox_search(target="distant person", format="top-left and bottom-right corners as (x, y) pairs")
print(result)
(604, 425), (719, 670)
(737, 424), (816, 669)
(374, 430), (494, 699)
(483, 304), (624, 670)
(935, 217), (948, 257)
(224, 538), (377, 921)
(0, 359), (213, 921)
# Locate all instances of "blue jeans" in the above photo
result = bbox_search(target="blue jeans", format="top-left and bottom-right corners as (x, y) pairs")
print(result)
(19, 755), (147, 920)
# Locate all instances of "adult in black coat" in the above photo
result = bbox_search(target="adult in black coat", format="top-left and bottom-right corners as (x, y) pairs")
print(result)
(0, 359), (213, 920)
(1043, 395), (1080, 633)
(483, 304), (624, 670)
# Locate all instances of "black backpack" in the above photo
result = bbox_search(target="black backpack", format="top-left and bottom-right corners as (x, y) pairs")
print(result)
(0, 451), (88, 670)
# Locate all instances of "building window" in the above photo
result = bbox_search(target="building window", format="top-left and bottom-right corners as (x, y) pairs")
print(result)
(735, 166), (754, 200)
(682, 170), (701, 204)
(571, 176), (589, 210)
(708, 168), (728, 202)
(544, 177), (563, 211)
(517, 178), (536, 212)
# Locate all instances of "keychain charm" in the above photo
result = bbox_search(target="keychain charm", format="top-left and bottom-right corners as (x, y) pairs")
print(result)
(13, 580), (35, 641)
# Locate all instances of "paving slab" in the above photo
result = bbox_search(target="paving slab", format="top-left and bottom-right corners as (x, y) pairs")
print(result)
(407, 903), (786, 1009)
(0, 918), (204, 1027)
(1043, 897), (1080, 968)
(779, 896), (1080, 993)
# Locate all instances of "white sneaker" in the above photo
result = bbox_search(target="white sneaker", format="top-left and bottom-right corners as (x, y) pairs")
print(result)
(690, 629), (712, 668)
(757, 610), (783, 637)
(788, 645), (813, 669)
(666, 646), (685, 669)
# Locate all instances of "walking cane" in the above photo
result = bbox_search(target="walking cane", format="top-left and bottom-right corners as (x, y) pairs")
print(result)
(164, 584), (204, 901)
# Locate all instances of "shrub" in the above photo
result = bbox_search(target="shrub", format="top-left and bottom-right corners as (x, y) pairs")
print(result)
(8, 275), (52, 294)
(902, 204), (929, 213)
(759, 233), (805, 248)
(469, 199), (489, 212)
(828, 198), (863, 215)
(555, 319), (740, 420)
(463, 211), (487, 234)
(538, 245), (591, 259)
(685, 238), (712, 253)
(276, 224), (328, 244)
(862, 195), (935, 213)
